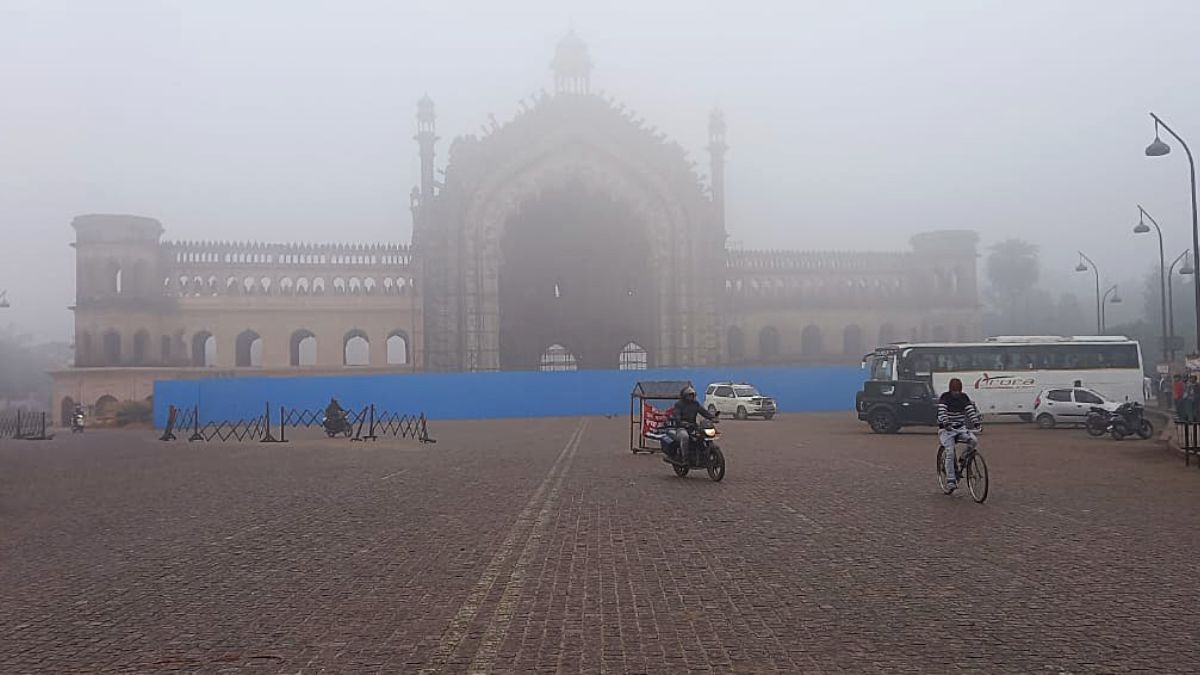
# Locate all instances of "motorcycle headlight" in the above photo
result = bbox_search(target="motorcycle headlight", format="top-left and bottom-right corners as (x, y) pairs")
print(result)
(704, 428), (718, 438)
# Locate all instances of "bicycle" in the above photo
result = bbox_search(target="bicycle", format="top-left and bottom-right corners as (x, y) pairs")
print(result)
(936, 426), (989, 503)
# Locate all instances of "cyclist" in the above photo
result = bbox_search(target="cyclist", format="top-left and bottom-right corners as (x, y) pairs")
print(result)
(938, 377), (982, 492)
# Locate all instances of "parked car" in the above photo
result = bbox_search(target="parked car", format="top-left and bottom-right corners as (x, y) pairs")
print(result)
(704, 382), (777, 420)
(856, 379), (937, 434)
(1032, 387), (1120, 429)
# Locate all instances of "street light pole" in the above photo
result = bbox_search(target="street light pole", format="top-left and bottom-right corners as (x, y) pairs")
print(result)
(1101, 284), (1122, 334)
(1075, 251), (1101, 334)
(1168, 249), (1196, 360)
(1146, 113), (1199, 352)
(1135, 205), (1168, 363)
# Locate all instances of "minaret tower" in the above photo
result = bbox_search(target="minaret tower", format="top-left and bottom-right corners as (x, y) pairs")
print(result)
(552, 30), (592, 94)
(415, 94), (438, 200)
(707, 108), (728, 229)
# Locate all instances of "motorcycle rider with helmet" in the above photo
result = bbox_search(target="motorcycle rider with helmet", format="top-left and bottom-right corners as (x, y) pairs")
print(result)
(665, 386), (717, 465)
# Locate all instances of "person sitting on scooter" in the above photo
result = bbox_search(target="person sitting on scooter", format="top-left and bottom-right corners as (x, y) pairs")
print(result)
(666, 386), (717, 464)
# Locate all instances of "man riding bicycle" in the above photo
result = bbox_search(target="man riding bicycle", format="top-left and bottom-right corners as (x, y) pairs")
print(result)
(938, 378), (982, 492)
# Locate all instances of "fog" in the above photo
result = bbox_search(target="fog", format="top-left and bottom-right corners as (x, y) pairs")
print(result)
(3, 0), (1200, 341)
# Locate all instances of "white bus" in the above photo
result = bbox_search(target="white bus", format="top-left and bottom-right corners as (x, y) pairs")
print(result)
(862, 336), (1146, 418)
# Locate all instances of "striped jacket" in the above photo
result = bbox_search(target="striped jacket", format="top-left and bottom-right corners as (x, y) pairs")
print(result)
(937, 392), (982, 429)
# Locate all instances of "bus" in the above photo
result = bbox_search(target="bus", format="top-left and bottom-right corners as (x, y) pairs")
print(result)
(862, 336), (1145, 417)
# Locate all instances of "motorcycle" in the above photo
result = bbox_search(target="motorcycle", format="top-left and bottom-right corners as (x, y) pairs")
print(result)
(71, 412), (85, 433)
(1084, 406), (1109, 437)
(655, 414), (726, 482)
(321, 411), (353, 438)
(1108, 401), (1153, 441)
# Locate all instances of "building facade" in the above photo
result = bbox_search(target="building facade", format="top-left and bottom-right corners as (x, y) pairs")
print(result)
(50, 34), (979, 424)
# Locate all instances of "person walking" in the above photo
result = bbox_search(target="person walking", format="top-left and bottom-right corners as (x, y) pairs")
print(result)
(1173, 374), (1186, 420)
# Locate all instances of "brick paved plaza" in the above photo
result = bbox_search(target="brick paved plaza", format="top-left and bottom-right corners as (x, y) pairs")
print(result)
(2, 414), (1199, 673)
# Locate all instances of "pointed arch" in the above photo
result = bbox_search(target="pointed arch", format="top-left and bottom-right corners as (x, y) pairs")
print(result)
(290, 329), (318, 367)
(192, 331), (215, 367)
(235, 330), (263, 367)
(386, 331), (409, 365)
(539, 344), (578, 371)
(344, 329), (370, 366)
(618, 342), (648, 370)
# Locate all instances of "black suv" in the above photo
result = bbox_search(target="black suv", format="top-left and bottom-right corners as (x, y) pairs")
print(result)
(856, 380), (937, 434)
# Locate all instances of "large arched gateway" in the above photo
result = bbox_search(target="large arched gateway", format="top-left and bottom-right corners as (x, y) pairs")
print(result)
(414, 37), (727, 371)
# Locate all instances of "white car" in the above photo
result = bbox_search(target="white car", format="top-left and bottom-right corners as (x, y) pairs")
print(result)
(704, 382), (777, 420)
(1032, 387), (1119, 429)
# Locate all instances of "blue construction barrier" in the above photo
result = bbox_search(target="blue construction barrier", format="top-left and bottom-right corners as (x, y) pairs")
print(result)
(153, 365), (865, 427)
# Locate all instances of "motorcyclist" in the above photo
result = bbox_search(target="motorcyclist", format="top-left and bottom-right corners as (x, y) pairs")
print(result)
(938, 378), (982, 492)
(666, 386), (717, 465)
(72, 405), (85, 428)
(324, 397), (346, 429)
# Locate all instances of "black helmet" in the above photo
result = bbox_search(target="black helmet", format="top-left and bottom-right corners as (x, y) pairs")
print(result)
(681, 385), (697, 399)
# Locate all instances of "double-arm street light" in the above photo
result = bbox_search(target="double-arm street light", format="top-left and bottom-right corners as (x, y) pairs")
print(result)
(1101, 284), (1122, 334)
(1134, 205), (1168, 362)
(1145, 113), (1199, 352)
(1075, 252), (1102, 334)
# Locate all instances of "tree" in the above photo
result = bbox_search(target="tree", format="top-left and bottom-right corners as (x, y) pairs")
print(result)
(985, 239), (1040, 331)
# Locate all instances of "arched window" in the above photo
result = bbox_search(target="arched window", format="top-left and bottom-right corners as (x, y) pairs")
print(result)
(344, 329), (370, 366)
(313, 278), (326, 294)
(618, 342), (648, 370)
(76, 331), (92, 366)
(727, 326), (745, 362)
(878, 323), (897, 346)
(349, 277), (362, 294)
(801, 325), (823, 357)
(387, 331), (409, 365)
(132, 330), (150, 364)
(364, 278), (377, 294)
(296, 278), (310, 295)
(192, 331), (216, 367)
(61, 396), (76, 428)
(758, 326), (781, 360)
(290, 330), (318, 367)
(102, 330), (121, 365)
(333, 278), (347, 294)
(539, 344), (578, 372)
(236, 330), (263, 367)
(842, 324), (864, 357)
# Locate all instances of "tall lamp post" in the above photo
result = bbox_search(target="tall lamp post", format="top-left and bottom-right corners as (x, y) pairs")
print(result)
(0, 290), (9, 308)
(1167, 249), (1196, 360)
(1101, 284), (1122, 334)
(1145, 113), (1199, 352)
(1134, 205), (1168, 362)
(1075, 251), (1102, 334)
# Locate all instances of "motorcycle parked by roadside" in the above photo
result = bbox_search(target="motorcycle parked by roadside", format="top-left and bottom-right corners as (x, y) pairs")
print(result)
(1087, 402), (1152, 440)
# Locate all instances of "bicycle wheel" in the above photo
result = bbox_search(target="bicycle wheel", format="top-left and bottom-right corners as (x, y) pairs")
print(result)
(965, 451), (989, 503)
(936, 446), (953, 494)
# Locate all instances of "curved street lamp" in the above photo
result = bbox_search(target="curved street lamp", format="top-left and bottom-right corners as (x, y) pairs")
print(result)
(1166, 249), (1195, 360)
(1101, 284), (1122, 334)
(1146, 113), (1200, 352)
(0, 290), (8, 309)
(1135, 205), (1168, 361)
(1075, 251), (1102, 334)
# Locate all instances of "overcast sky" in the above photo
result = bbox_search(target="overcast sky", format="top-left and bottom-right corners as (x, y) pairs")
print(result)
(3, 0), (1200, 340)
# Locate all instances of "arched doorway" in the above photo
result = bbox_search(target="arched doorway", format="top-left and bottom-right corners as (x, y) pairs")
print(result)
(727, 326), (745, 362)
(759, 326), (781, 360)
(95, 395), (119, 419)
(344, 329), (370, 366)
(801, 325), (823, 357)
(102, 330), (121, 365)
(61, 397), (76, 428)
(498, 180), (655, 370)
(843, 324), (864, 357)
(235, 330), (262, 367)
(290, 329), (317, 367)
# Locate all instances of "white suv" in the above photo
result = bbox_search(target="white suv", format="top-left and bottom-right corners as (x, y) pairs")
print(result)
(704, 382), (777, 420)
(1032, 387), (1119, 429)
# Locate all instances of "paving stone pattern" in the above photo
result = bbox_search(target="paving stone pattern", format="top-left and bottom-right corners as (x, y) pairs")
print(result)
(2, 415), (1199, 673)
